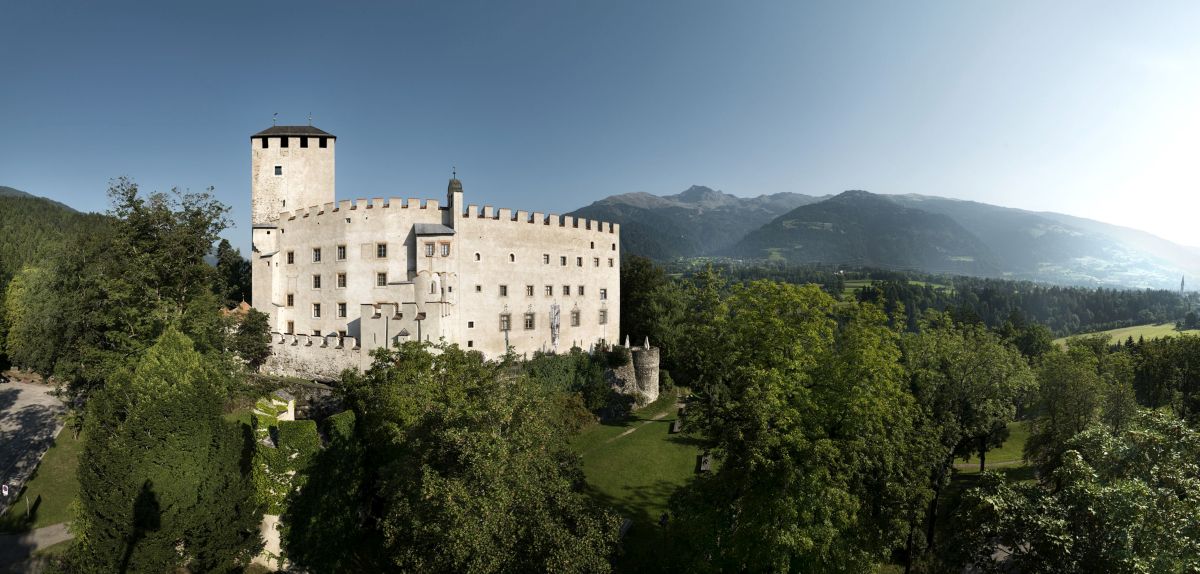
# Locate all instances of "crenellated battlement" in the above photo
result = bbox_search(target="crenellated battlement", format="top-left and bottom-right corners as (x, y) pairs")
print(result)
(279, 196), (447, 222)
(462, 204), (618, 233)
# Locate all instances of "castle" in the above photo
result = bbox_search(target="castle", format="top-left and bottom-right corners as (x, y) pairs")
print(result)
(250, 125), (622, 380)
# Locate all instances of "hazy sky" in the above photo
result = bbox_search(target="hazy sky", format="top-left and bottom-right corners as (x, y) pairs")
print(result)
(3, 1), (1198, 254)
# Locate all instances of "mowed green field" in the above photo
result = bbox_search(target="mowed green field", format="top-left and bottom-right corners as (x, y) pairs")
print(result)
(0, 430), (84, 532)
(571, 390), (701, 569)
(1055, 323), (1200, 348)
(954, 421), (1028, 474)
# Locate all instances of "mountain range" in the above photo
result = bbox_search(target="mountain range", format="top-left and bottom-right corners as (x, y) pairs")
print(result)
(569, 186), (1199, 290)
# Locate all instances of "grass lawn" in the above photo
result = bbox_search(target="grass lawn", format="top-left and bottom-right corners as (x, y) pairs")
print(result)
(0, 430), (83, 533)
(571, 389), (701, 570)
(954, 421), (1029, 473)
(841, 279), (873, 297)
(1055, 322), (1200, 348)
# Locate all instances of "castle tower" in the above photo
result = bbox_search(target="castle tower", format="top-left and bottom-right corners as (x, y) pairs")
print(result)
(250, 125), (336, 225)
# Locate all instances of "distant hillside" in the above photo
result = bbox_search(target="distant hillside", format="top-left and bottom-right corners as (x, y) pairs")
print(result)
(0, 186), (105, 281)
(731, 190), (1002, 276)
(568, 186), (823, 259)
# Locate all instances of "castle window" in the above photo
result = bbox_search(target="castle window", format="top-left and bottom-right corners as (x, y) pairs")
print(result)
(425, 243), (435, 257)
(261, 138), (268, 149)
(281, 137), (289, 148)
(430, 282), (437, 295)
(560, 256), (567, 266)
(286, 251), (294, 264)
(286, 320), (294, 334)
(608, 258), (614, 267)
(468, 321), (475, 328)
(312, 248), (321, 262)
(337, 245), (346, 260)
(467, 340), (473, 348)
(578, 285), (585, 296)
(577, 257), (583, 267)
(590, 241), (595, 249)
(524, 313), (535, 330)
(300, 136), (308, 148)
(319, 137), (328, 148)
(475, 285), (482, 292)
(526, 285), (534, 297)
(377, 243), (388, 258)
(275, 165), (282, 176)
(545, 285), (553, 296)
(563, 285), (570, 296)
(338, 330), (347, 339)
(571, 310), (580, 326)
(286, 293), (294, 307)
(475, 252), (481, 261)
(611, 243), (616, 250)
(441, 243), (450, 257)
(509, 253), (515, 262)
(312, 275), (321, 289)
(543, 254), (550, 264)
(593, 257), (600, 267)
(312, 303), (321, 318)
(337, 302), (347, 318)
(600, 288), (607, 300)
(499, 313), (512, 331)
(599, 310), (608, 324)
(313, 329), (321, 337)
(376, 272), (387, 287)
(337, 273), (347, 288)
(500, 285), (508, 297)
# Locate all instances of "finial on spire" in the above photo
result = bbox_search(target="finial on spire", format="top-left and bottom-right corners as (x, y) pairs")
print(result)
(308, 112), (313, 126)
(452, 165), (457, 179)
(272, 112), (278, 126)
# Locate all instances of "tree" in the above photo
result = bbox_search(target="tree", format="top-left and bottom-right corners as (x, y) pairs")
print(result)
(668, 281), (925, 572)
(2, 266), (64, 374)
(949, 411), (1200, 573)
(69, 328), (262, 573)
(215, 238), (252, 306)
(619, 255), (686, 370)
(900, 314), (1034, 563)
(290, 342), (619, 573)
(233, 308), (271, 370)
(1024, 345), (1106, 480)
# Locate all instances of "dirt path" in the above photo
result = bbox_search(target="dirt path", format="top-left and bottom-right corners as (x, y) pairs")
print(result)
(953, 459), (1024, 470)
(0, 522), (71, 567)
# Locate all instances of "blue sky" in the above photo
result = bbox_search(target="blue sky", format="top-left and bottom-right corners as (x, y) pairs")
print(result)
(3, 1), (1198, 254)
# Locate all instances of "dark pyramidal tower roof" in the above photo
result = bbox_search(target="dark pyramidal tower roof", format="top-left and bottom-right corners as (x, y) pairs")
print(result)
(252, 125), (336, 138)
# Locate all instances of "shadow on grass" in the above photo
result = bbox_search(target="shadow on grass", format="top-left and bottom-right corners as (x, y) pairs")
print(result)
(583, 477), (697, 573)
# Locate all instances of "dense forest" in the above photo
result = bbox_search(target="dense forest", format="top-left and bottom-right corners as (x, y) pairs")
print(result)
(4, 185), (1200, 572)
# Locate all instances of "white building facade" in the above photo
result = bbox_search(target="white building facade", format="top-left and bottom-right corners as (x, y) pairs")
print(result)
(250, 126), (620, 379)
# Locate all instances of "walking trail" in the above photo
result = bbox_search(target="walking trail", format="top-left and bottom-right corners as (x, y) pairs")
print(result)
(0, 522), (71, 567)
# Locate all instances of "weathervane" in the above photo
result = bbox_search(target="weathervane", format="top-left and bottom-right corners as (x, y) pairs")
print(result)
(452, 165), (457, 179)
(308, 112), (313, 126)
(272, 112), (278, 126)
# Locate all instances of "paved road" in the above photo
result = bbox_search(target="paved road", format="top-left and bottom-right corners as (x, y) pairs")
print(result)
(0, 383), (66, 518)
(0, 523), (71, 569)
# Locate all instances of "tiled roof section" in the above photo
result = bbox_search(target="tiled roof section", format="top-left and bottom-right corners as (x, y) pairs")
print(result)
(413, 223), (456, 236)
(252, 125), (336, 138)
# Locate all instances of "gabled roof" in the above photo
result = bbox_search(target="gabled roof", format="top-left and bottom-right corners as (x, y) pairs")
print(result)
(252, 125), (336, 138)
(413, 223), (456, 236)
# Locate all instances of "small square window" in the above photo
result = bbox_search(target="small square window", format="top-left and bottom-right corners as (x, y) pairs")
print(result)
(526, 285), (534, 297)
(313, 329), (321, 337)
(577, 257), (583, 267)
(261, 138), (269, 149)
(286, 320), (294, 334)
(500, 285), (508, 297)
(275, 165), (282, 176)
(593, 257), (600, 267)
(571, 310), (580, 327)
(524, 312), (535, 330)
(599, 309), (608, 324)
(467, 340), (474, 348)
(543, 254), (550, 264)
(312, 275), (321, 289)
(608, 258), (614, 267)
(300, 136), (308, 148)
(337, 302), (347, 318)
(440, 243), (451, 257)
(337, 245), (346, 260)
(468, 321), (475, 328)
(281, 137), (289, 149)
(578, 286), (585, 296)
(377, 243), (388, 258)
(545, 285), (553, 296)
(313, 248), (321, 262)
(600, 288), (607, 300)
(377, 272), (387, 287)
(337, 273), (347, 288)
(560, 256), (567, 266)
(286, 293), (294, 307)
(499, 313), (512, 331)
(312, 303), (321, 318)
(425, 243), (435, 257)
(286, 251), (295, 264)
(563, 285), (570, 296)
(475, 285), (482, 293)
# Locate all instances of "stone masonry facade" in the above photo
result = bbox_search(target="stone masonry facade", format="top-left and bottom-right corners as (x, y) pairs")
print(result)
(250, 126), (621, 380)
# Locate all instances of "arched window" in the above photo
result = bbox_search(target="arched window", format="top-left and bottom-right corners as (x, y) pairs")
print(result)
(474, 252), (481, 261)
(509, 253), (515, 262)
(590, 241), (595, 249)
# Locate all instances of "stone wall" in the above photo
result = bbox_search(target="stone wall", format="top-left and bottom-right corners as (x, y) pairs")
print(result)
(606, 343), (661, 407)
